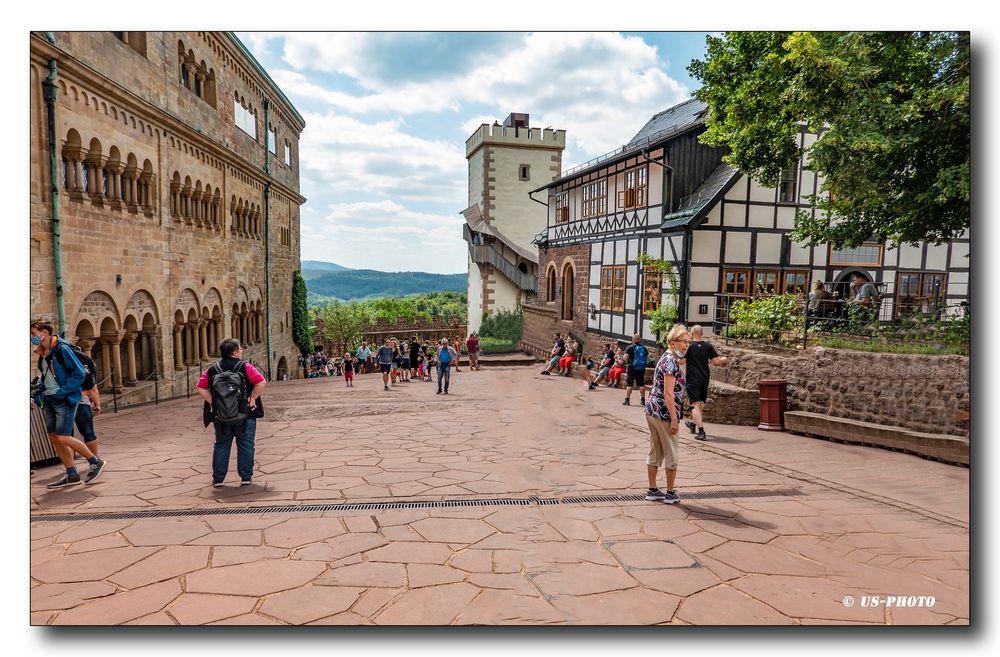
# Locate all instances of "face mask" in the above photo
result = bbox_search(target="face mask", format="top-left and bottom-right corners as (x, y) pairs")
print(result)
(31, 335), (43, 346)
(674, 349), (685, 358)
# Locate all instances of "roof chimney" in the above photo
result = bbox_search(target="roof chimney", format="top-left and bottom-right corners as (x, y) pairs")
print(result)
(502, 113), (529, 129)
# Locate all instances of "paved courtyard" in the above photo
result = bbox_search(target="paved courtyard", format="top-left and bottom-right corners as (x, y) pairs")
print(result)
(30, 365), (969, 625)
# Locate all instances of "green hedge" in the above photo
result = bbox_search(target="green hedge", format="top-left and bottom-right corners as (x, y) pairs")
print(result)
(479, 309), (523, 342)
(477, 336), (519, 354)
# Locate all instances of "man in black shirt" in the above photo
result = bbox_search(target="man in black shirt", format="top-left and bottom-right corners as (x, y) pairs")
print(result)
(683, 325), (728, 440)
(540, 332), (565, 375)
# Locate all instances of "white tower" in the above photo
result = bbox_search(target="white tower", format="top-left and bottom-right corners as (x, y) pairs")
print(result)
(462, 113), (566, 333)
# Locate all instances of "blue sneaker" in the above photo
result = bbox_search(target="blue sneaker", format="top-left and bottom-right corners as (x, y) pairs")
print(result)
(644, 488), (666, 501)
(663, 491), (681, 504)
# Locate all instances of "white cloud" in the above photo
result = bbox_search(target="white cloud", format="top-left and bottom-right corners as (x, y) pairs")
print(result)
(279, 32), (690, 156)
(301, 200), (466, 273)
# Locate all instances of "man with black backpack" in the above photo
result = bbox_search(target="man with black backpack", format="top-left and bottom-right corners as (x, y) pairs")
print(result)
(31, 320), (107, 488)
(196, 338), (267, 488)
(623, 334), (649, 407)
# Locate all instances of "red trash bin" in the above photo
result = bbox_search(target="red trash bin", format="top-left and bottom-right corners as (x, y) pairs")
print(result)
(758, 379), (788, 431)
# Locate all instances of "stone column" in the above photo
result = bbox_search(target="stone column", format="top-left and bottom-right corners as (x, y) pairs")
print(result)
(77, 337), (95, 360)
(173, 325), (184, 370)
(109, 333), (124, 391)
(192, 189), (203, 227)
(199, 319), (209, 361)
(124, 332), (138, 385)
(107, 164), (123, 211)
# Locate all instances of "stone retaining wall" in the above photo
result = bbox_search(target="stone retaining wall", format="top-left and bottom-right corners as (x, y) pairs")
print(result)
(710, 344), (970, 437)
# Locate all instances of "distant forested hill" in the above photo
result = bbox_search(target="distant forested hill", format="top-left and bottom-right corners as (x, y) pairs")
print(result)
(301, 260), (351, 280)
(305, 269), (467, 301)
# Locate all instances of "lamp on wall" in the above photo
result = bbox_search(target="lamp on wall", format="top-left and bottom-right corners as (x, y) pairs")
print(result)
(589, 303), (597, 319)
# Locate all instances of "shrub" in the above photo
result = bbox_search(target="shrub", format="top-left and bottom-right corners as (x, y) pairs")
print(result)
(477, 336), (519, 353)
(728, 294), (803, 342)
(479, 308), (523, 342)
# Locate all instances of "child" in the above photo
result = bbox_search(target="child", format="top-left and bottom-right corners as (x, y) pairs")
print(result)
(343, 353), (355, 387)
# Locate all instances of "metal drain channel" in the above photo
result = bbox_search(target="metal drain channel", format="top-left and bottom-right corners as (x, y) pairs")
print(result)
(30, 487), (802, 522)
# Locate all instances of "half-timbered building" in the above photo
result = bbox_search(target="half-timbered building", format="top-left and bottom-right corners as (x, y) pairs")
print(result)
(520, 98), (969, 356)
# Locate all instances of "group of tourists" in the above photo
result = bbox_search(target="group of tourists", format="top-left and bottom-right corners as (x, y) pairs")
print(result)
(538, 324), (729, 505)
(34, 313), (730, 504)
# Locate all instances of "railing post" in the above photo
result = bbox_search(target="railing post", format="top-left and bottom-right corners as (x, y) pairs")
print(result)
(186, 364), (190, 398)
(110, 361), (118, 413)
(803, 310), (809, 350)
(154, 367), (159, 405)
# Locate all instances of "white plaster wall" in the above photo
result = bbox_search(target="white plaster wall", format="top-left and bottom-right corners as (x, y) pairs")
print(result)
(789, 241), (811, 266)
(467, 256), (483, 333)
(691, 266), (717, 292)
(692, 231), (721, 262)
(925, 243), (947, 271)
(755, 233), (782, 264)
(490, 145), (562, 250)
(748, 204), (773, 228)
(899, 244), (923, 268)
(951, 242), (969, 268)
(704, 204), (722, 226)
(725, 232), (752, 263)
(776, 206), (796, 230)
(723, 202), (745, 227)
(725, 176), (748, 202)
(749, 178), (775, 203)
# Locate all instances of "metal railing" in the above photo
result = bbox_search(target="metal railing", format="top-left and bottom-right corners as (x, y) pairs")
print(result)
(712, 279), (969, 351)
(465, 226), (537, 292)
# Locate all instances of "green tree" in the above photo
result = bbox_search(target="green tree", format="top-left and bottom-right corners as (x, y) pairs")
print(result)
(291, 270), (312, 356)
(688, 31), (969, 247)
(315, 301), (372, 355)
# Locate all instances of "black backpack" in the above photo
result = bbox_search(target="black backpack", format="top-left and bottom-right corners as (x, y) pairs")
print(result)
(69, 344), (98, 391)
(210, 360), (248, 426)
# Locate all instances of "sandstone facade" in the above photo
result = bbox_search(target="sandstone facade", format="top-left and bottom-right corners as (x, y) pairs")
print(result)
(30, 32), (305, 403)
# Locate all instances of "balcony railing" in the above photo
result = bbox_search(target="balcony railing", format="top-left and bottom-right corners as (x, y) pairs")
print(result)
(464, 225), (537, 292)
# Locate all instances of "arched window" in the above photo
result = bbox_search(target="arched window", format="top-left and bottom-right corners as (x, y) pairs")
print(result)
(561, 263), (574, 321)
(546, 266), (557, 302)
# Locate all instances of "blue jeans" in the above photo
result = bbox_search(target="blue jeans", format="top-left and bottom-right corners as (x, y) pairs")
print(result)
(72, 403), (97, 442)
(212, 416), (256, 483)
(438, 364), (451, 392)
(42, 396), (78, 436)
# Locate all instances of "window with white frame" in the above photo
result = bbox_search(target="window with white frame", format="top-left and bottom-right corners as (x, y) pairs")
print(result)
(619, 167), (647, 208)
(284, 140), (291, 166)
(554, 192), (569, 223)
(778, 167), (798, 203)
(268, 126), (277, 154)
(234, 97), (257, 139)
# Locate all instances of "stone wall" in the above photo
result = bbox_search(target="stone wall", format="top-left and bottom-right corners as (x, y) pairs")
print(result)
(314, 316), (467, 356)
(29, 33), (305, 405)
(710, 344), (970, 437)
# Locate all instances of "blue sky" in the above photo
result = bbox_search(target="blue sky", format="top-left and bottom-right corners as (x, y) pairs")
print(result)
(238, 32), (712, 274)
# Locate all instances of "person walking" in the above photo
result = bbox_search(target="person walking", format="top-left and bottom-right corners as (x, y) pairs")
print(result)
(623, 334), (649, 406)
(643, 324), (691, 504)
(682, 325), (729, 440)
(436, 338), (459, 395)
(343, 352), (356, 387)
(375, 338), (394, 391)
(196, 338), (267, 487)
(69, 343), (102, 458)
(31, 321), (107, 488)
(356, 341), (371, 374)
(409, 336), (421, 381)
(466, 333), (480, 370)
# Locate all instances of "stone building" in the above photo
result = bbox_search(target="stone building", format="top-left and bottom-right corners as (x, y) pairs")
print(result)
(462, 113), (565, 333)
(521, 98), (969, 356)
(29, 31), (306, 404)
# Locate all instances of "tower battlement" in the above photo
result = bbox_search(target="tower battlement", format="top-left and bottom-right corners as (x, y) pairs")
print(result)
(466, 123), (566, 158)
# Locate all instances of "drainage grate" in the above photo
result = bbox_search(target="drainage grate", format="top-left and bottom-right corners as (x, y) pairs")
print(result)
(30, 488), (802, 522)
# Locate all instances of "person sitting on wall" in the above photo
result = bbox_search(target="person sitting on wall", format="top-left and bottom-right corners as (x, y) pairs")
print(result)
(540, 332), (565, 375)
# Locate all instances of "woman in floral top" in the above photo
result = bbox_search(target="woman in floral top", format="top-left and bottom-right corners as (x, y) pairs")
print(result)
(643, 324), (691, 504)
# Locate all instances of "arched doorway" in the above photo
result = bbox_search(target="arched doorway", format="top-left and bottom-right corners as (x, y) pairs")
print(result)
(561, 263), (574, 320)
(277, 356), (288, 381)
(833, 269), (872, 301)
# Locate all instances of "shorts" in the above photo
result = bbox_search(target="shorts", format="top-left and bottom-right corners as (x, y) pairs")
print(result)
(645, 414), (680, 470)
(558, 355), (576, 368)
(597, 366), (610, 379)
(626, 367), (646, 388)
(344, 370), (354, 382)
(42, 396), (79, 436)
(686, 381), (709, 403)
(468, 352), (479, 364)
(549, 355), (561, 367)
(73, 403), (98, 442)
(380, 363), (392, 374)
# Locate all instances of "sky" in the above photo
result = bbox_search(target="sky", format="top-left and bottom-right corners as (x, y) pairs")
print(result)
(237, 32), (713, 275)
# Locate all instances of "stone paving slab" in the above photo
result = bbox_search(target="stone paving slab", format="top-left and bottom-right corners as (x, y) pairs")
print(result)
(30, 367), (969, 625)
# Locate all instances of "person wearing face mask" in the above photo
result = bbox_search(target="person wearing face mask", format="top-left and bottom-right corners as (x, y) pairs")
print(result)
(642, 324), (691, 504)
(30, 320), (107, 488)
